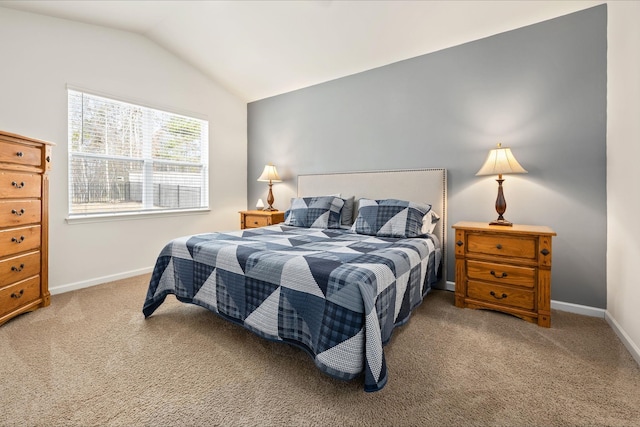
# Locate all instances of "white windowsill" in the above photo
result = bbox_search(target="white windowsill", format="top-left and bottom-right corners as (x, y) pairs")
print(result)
(65, 208), (211, 225)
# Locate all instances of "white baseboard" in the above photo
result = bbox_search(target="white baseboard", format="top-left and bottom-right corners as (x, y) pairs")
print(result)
(550, 300), (605, 318)
(442, 280), (456, 292)
(605, 311), (640, 367)
(49, 267), (153, 295)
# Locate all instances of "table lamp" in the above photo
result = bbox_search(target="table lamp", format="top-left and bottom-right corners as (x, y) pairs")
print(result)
(476, 143), (527, 226)
(257, 164), (282, 211)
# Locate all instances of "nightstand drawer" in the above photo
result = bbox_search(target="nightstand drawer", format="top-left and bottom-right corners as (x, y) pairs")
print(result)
(240, 210), (285, 230)
(467, 233), (536, 259)
(244, 214), (270, 228)
(467, 260), (535, 288)
(467, 280), (535, 311)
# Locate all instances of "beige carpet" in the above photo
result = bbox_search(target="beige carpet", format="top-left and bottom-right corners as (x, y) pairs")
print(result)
(1, 274), (639, 427)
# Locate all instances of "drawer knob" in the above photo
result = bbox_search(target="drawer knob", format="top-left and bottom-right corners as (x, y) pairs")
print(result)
(456, 240), (463, 247)
(16, 151), (24, 157)
(11, 289), (24, 299)
(490, 270), (508, 279)
(11, 263), (25, 272)
(11, 236), (25, 243)
(46, 155), (51, 163)
(496, 244), (502, 249)
(490, 291), (508, 300)
(11, 208), (25, 216)
(11, 181), (25, 188)
(541, 249), (550, 256)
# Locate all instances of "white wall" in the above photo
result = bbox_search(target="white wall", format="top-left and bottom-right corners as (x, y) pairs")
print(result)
(606, 2), (640, 364)
(0, 8), (247, 293)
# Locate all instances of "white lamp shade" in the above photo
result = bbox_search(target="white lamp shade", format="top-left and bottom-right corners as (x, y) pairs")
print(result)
(476, 143), (527, 176)
(257, 164), (282, 182)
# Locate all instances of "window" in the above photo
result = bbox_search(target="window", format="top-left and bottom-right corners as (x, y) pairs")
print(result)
(68, 89), (209, 218)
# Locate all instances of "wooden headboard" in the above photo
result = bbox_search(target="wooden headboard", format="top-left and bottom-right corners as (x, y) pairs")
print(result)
(297, 168), (447, 284)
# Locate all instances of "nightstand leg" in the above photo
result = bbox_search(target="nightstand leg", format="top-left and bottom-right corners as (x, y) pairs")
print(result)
(454, 258), (466, 308)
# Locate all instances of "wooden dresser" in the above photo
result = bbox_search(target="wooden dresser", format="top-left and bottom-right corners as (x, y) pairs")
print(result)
(0, 130), (53, 326)
(240, 210), (285, 230)
(452, 221), (556, 327)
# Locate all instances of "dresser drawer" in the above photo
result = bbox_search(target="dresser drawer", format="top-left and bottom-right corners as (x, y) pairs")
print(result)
(0, 172), (41, 198)
(0, 251), (40, 286)
(0, 200), (41, 227)
(0, 276), (41, 318)
(467, 233), (536, 259)
(0, 142), (41, 167)
(467, 280), (535, 311)
(467, 260), (536, 288)
(0, 225), (41, 256)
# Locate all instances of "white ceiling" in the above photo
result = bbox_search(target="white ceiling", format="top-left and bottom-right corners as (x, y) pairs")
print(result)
(0, 0), (601, 102)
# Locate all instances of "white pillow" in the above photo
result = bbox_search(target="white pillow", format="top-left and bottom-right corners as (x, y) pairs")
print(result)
(421, 210), (440, 234)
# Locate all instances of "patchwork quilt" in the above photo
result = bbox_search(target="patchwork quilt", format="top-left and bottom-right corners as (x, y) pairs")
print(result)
(143, 225), (440, 392)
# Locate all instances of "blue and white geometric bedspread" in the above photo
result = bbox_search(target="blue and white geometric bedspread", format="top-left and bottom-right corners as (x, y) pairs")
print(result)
(143, 225), (440, 392)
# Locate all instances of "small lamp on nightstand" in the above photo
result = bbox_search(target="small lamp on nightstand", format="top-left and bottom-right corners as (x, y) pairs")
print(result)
(257, 164), (282, 211)
(476, 143), (527, 226)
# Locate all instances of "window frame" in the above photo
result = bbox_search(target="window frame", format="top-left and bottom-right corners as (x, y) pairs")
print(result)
(66, 87), (210, 222)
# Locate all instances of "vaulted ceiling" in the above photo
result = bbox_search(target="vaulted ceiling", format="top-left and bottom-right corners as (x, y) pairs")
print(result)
(0, 0), (601, 102)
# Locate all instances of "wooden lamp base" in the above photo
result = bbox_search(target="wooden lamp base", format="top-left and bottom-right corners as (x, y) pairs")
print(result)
(491, 177), (512, 226)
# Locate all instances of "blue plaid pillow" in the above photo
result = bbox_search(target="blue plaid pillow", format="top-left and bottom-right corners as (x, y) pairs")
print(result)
(351, 198), (432, 238)
(284, 196), (345, 229)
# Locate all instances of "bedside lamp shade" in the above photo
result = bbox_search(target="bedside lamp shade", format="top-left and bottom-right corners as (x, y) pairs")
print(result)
(257, 164), (281, 211)
(476, 144), (528, 177)
(257, 164), (282, 183)
(476, 143), (527, 226)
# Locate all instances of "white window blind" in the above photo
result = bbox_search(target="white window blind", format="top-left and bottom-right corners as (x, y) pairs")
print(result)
(68, 89), (209, 217)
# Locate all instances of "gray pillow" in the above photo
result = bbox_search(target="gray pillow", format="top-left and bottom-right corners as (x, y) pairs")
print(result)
(341, 196), (355, 227)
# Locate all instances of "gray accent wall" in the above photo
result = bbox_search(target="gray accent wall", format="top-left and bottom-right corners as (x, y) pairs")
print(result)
(248, 6), (607, 308)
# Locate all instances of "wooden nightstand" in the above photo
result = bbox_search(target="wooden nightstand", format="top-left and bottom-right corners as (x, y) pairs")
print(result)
(452, 221), (556, 327)
(240, 210), (285, 230)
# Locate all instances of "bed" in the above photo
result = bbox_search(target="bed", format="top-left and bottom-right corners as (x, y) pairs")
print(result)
(143, 169), (447, 392)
